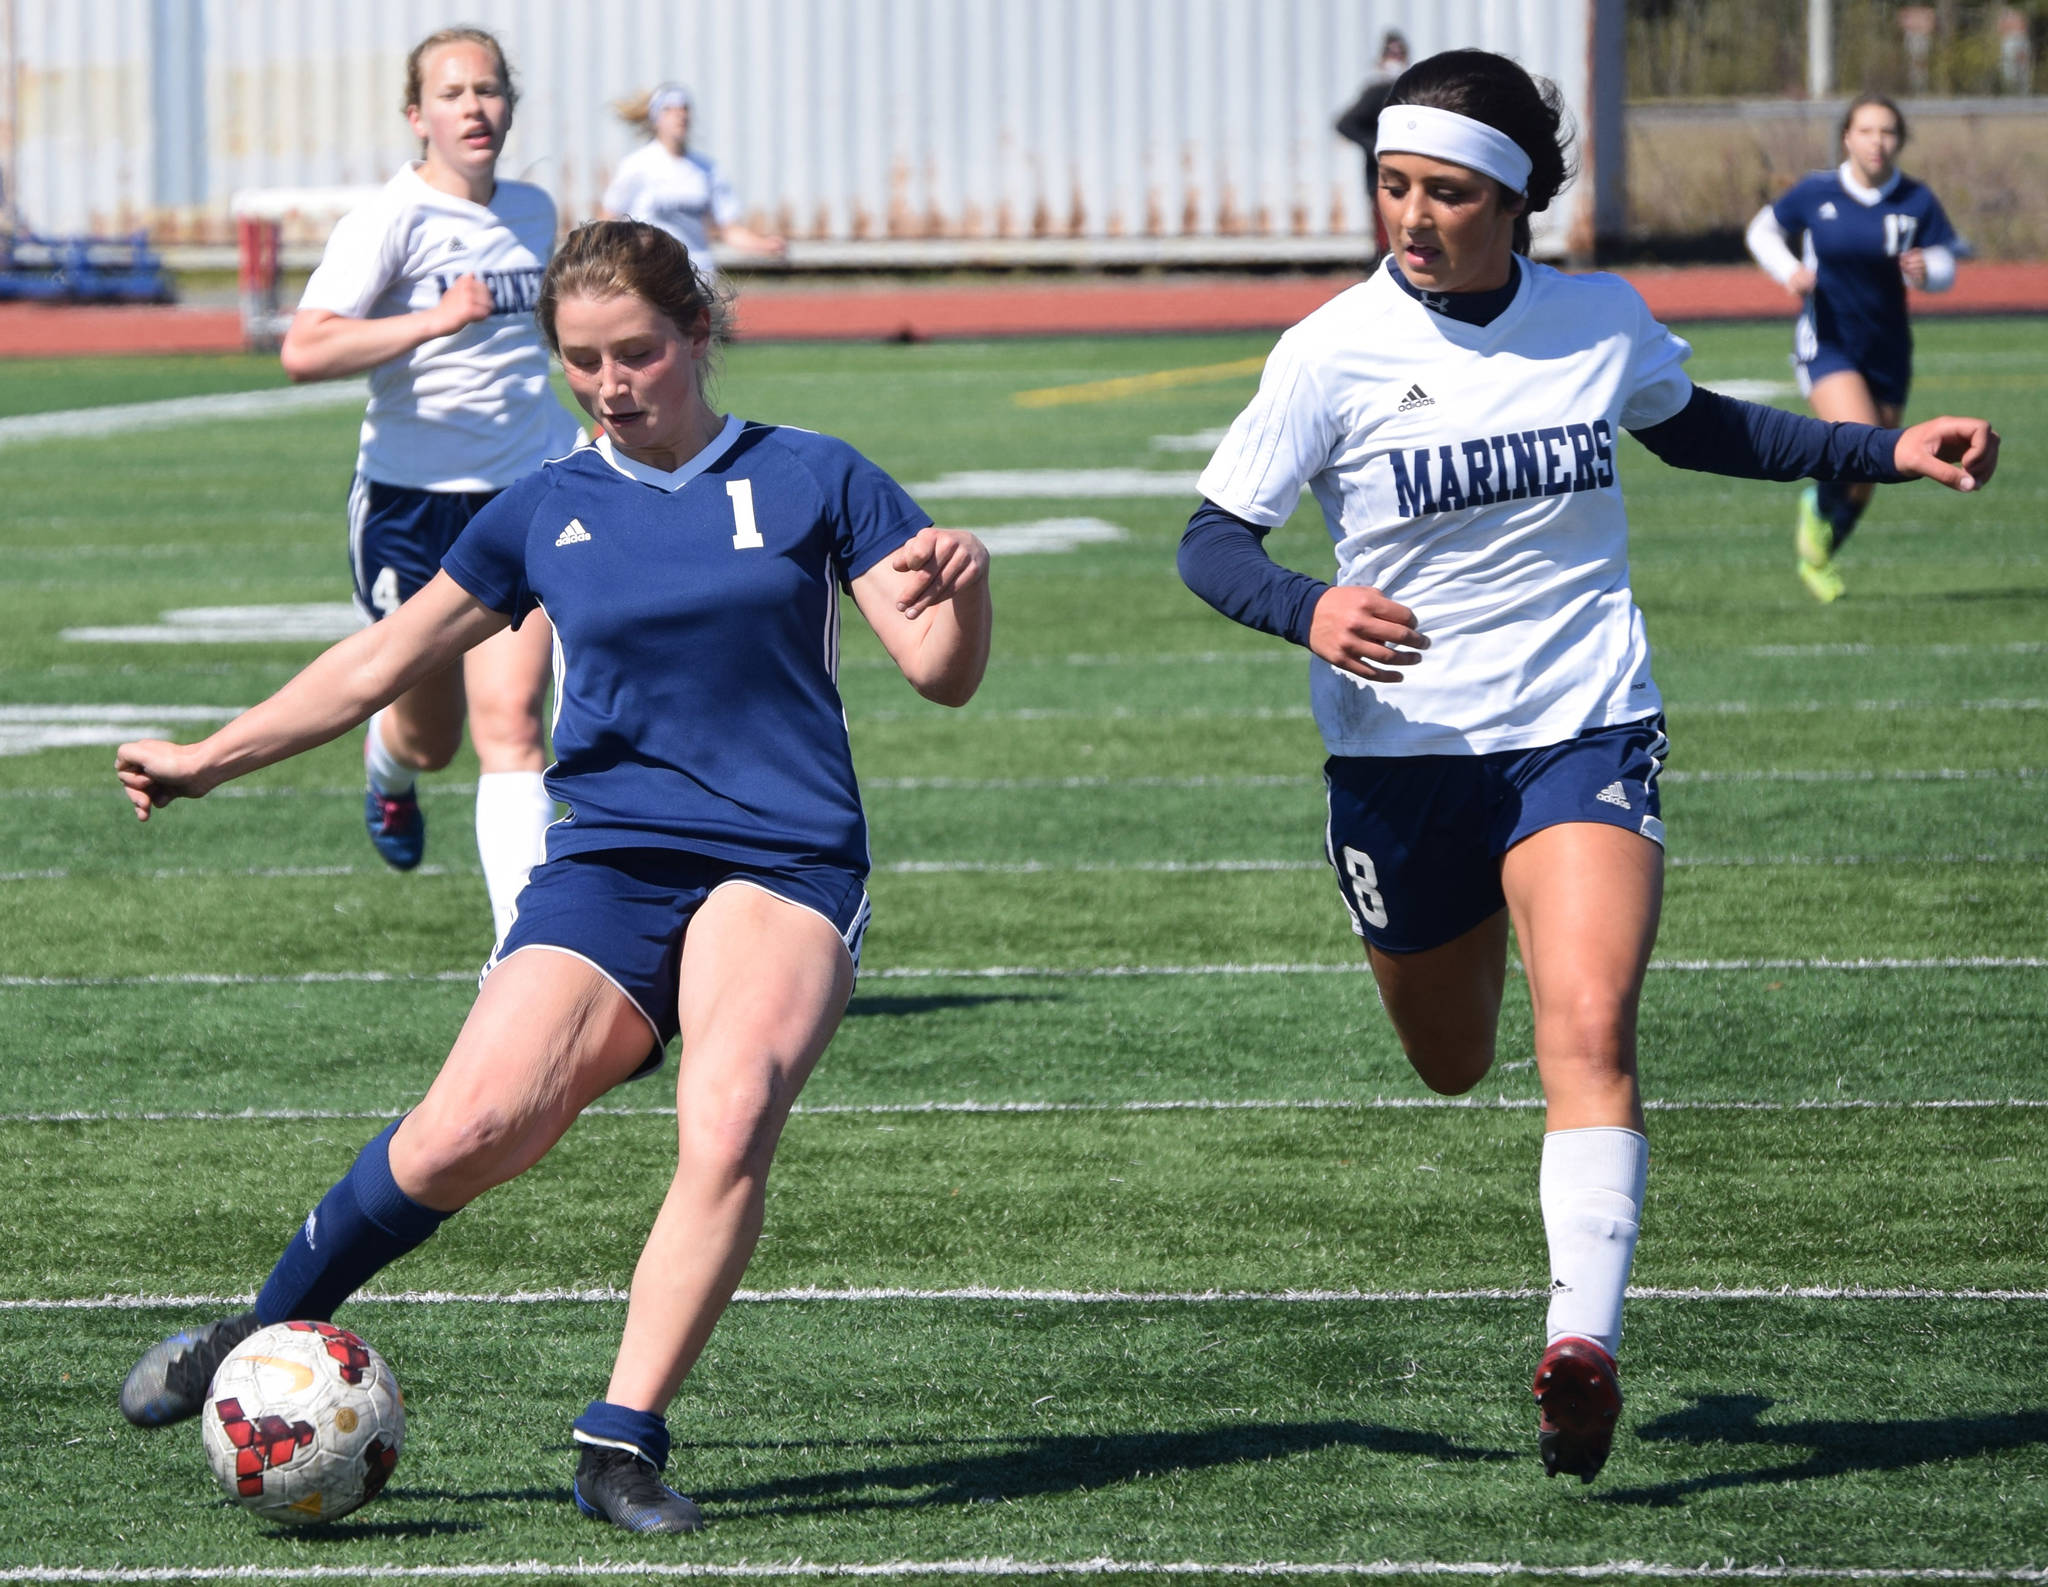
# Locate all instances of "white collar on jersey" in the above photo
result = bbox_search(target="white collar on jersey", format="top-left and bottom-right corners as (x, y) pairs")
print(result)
(593, 413), (745, 492)
(1375, 105), (1532, 195)
(1837, 159), (1903, 207)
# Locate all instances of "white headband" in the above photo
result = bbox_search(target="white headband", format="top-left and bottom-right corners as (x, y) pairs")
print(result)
(1375, 105), (1533, 195)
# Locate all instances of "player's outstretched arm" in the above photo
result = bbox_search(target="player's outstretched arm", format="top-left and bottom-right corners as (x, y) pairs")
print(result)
(115, 573), (509, 821)
(1893, 415), (1999, 491)
(850, 528), (992, 708)
(279, 277), (496, 383)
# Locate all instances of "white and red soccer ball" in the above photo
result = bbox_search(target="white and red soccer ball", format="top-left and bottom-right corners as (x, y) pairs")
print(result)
(200, 1320), (404, 1525)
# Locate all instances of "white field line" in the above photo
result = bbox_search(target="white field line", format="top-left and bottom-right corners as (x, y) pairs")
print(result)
(1743, 641), (2047, 658)
(3, 957), (2044, 991)
(8, 1097), (2044, 1126)
(6, 1285), (2047, 1313)
(0, 381), (368, 449)
(0, 864), (465, 883)
(3, 768), (2039, 800)
(7, 854), (2041, 885)
(860, 701), (2048, 723)
(0, 1567), (2045, 1587)
(0, 1566), (2044, 1587)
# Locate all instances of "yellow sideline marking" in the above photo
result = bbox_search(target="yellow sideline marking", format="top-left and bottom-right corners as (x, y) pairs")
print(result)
(1013, 356), (1265, 409)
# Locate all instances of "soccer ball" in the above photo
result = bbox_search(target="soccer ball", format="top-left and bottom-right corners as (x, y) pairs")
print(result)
(200, 1320), (404, 1525)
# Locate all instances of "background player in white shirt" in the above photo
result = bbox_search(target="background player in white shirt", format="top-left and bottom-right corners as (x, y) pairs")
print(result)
(280, 27), (583, 942)
(113, 220), (991, 1533)
(1181, 49), (1997, 1486)
(602, 83), (786, 281)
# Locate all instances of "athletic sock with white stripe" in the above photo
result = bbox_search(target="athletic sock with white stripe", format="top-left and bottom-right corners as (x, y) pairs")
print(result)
(254, 1119), (454, 1324)
(573, 1400), (673, 1469)
(475, 770), (553, 943)
(1539, 1125), (1648, 1357)
(363, 710), (417, 797)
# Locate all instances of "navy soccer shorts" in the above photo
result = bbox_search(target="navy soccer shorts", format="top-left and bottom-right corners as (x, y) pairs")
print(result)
(480, 847), (872, 1068)
(347, 475), (502, 622)
(1794, 315), (1911, 409)
(1322, 714), (1668, 956)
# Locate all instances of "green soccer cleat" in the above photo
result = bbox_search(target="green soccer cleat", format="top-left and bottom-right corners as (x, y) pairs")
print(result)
(1798, 558), (1845, 604)
(1795, 486), (1833, 569)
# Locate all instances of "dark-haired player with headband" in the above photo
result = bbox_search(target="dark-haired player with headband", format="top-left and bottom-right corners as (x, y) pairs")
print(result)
(1180, 49), (1996, 1484)
(113, 219), (991, 1534)
(1746, 93), (1965, 601)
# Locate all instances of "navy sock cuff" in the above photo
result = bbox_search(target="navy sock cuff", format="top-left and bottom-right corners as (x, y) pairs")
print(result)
(354, 1118), (454, 1241)
(574, 1400), (672, 1470)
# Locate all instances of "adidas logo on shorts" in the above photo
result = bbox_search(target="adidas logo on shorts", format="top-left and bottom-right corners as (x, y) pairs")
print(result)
(1595, 780), (1632, 810)
(555, 519), (592, 547)
(1396, 384), (1435, 412)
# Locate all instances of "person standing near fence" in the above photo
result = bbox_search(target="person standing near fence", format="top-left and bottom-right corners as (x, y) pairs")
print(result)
(278, 26), (582, 941)
(1745, 93), (1965, 603)
(1335, 30), (1410, 259)
(602, 83), (786, 281)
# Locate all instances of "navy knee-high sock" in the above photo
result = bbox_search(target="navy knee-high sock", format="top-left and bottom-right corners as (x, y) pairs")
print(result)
(254, 1119), (455, 1323)
(1815, 480), (1868, 553)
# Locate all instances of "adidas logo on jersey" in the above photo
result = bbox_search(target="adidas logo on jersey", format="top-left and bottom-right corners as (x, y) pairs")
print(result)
(1396, 384), (1435, 412)
(1818, 201), (1838, 220)
(1595, 780), (1632, 810)
(555, 519), (592, 547)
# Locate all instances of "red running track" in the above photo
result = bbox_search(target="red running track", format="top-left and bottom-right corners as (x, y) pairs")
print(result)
(5, 261), (2047, 357)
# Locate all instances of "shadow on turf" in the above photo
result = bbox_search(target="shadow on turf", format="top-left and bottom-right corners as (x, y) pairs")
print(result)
(1602, 1393), (2048, 1507)
(692, 1419), (1514, 1516)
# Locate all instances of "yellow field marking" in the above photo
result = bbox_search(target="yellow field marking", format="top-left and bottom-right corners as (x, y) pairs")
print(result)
(1013, 356), (1266, 409)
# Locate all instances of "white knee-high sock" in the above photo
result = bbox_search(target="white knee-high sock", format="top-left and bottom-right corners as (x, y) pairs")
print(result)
(475, 771), (553, 943)
(1540, 1125), (1648, 1358)
(363, 711), (416, 796)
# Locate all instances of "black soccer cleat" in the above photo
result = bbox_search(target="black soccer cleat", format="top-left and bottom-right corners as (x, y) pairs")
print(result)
(1533, 1335), (1623, 1483)
(573, 1444), (703, 1534)
(119, 1310), (262, 1428)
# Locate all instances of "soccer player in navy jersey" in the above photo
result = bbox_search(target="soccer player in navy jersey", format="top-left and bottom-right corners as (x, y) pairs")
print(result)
(1747, 94), (1965, 602)
(1181, 50), (1995, 1486)
(112, 220), (990, 1534)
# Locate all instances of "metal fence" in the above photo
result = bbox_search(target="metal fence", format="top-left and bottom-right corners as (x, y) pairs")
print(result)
(1, 0), (1623, 264)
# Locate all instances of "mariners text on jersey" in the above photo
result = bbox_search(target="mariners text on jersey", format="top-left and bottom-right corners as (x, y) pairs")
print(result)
(1198, 260), (1694, 757)
(1389, 420), (1617, 518)
(429, 266), (545, 315)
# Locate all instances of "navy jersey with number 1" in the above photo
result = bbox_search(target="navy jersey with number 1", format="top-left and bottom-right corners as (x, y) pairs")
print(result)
(1772, 167), (1958, 391)
(441, 417), (931, 876)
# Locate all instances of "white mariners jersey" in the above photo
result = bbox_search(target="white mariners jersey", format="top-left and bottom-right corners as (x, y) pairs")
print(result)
(298, 164), (582, 492)
(1198, 261), (1694, 757)
(601, 142), (740, 276)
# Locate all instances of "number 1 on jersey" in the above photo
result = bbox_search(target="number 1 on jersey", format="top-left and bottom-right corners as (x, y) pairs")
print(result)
(726, 479), (764, 550)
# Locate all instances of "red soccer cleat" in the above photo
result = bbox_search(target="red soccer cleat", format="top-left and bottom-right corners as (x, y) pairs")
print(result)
(1532, 1336), (1622, 1483)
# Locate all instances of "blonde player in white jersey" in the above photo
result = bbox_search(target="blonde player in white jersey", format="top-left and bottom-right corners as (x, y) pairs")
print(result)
(600, 83), (785, 282)
(1180, 49), (1997, 1484)
(280, 26), (582, 942)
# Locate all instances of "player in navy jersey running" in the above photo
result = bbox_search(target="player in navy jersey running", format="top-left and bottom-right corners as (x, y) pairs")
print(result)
(280, 28), (584, 940)
(1180, 50), (1996, 1485)
(112, 220), (991, 1534)
(1746, 94), (1964, 601)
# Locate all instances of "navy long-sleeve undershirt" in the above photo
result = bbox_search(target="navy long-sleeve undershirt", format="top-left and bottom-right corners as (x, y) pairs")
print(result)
(1178, 386), (1908, 643)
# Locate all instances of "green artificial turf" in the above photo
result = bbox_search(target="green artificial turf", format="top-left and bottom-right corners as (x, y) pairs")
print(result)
(0, 321), (2042, 1575)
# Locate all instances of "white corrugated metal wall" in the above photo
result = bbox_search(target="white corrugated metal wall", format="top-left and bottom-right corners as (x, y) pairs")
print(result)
(1, 0), (1619, 260)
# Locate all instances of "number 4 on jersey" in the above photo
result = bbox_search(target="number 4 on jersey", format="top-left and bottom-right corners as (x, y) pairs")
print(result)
(726, 479), (765, 550)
